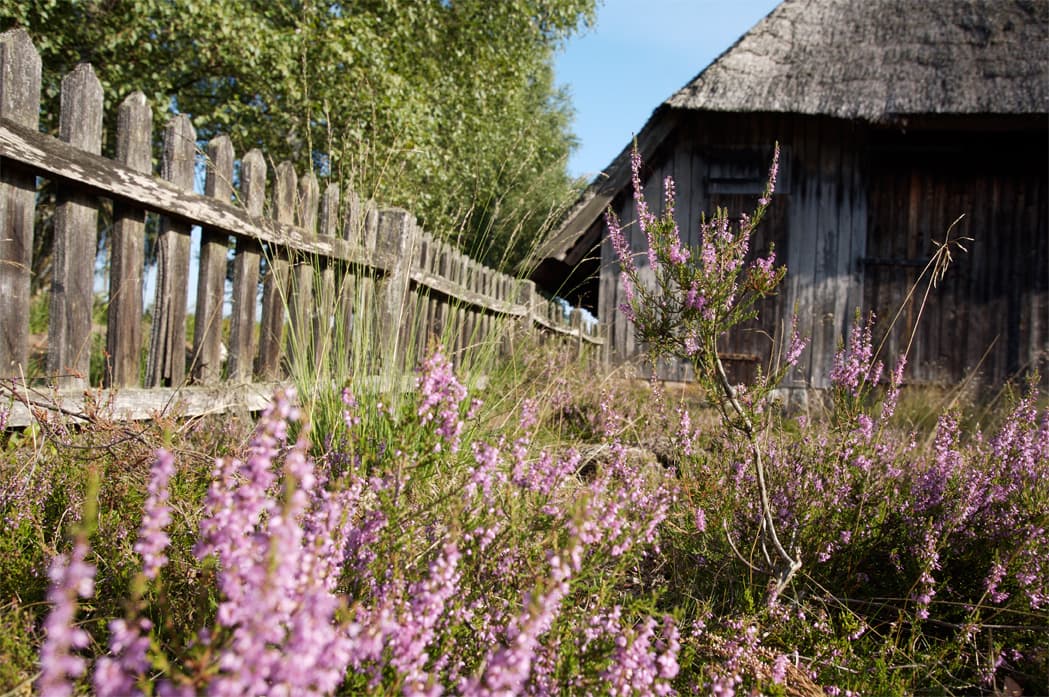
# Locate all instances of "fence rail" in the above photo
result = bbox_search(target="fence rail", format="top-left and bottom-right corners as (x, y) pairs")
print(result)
(0, 28), (602, 428)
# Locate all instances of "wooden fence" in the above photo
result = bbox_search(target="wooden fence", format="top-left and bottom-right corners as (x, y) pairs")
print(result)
(0, 29), (602, 428)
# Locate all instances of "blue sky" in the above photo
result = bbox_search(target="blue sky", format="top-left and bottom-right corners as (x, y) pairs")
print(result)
(554, 0), (781, 181)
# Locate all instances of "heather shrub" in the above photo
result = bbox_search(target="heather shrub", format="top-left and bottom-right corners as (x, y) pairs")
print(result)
(12, 347), (682, 696)
(7, 150), (1048, 696)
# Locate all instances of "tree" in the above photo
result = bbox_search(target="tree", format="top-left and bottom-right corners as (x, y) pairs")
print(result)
(0, 0), (594, 278)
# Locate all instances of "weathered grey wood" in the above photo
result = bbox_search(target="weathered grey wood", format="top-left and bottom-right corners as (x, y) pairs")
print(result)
(0, 29), (41, 379)
(0, 111), (593, 347)
(464, 260), (478, 361)
(258, 161), (295, 379)
(314, 182), (340, 362)
(0, 118), (375, 267)
(337, 187), (361, 348)
(376, 209), (418, 369)
(432, 241), (450, 341)
(227, 149), (265, 383)
(287, 170), (317, 361)
(3, 381), (290, 428)
(147, 114), (196, 387)
(358, 200), (381, 372)
(422, 233), (439, 352)
(453, 253), (468, 361)
(572, 307), (584, 359)
(191, 135), (234, 384)
(106, 91), (152, 388)
(48, 63), (103, 389)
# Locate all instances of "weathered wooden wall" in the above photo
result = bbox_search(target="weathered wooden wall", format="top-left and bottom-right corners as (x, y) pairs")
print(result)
(598, 112), (865, 387)
(596, 111), (1047, 388)
(0, 29), (602, 428)
(864, 124), (1049, 385)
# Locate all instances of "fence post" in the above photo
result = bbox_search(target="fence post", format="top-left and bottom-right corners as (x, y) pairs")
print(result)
(376, 208), (418, 371)
(356, 200), (380, 373)
(287, 170), (318, 362)
(338, 187), (361, 353)
(0, 29), (41, 380)
(314, 181), (340, 365)
(106, 91), (152, 388)
(46, 63), (103, 390)
(227, 149), (265, 383)
(191, 135), (234, 384)
(257, 161), (296, 380)
(146, 114), (196, 387)
(572, 307), (584, 361)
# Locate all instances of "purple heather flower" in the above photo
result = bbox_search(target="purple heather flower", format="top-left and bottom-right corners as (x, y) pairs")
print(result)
(630, 150), (659, 268)
(694, 506), (707, 533)
(685, 281), (706, 312)
(830, 313), (882, 396)
(785, 315), (808, 367)
(606, 210), (637, 277)
(93, 617), (152, 697)
(134, 448), (176, 580)
(342, 387), (362, 428)
(38, 540), (96, 697)
(759, 143), (780, 206)
(462, 555), (572, 697)
(417, 349), (469, 453)
(684, 332), (701, 357)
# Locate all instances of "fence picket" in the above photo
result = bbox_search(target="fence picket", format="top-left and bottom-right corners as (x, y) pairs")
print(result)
(257, 161), (295, 379)
(376, 209), (417, 371)
(191, 135), (234, 384)
(227, 149), (265, 383)
(106, 91), (152, 388)
(314, 182), (340, 362)
(338, 187), (361, 349)
(48, 63), (103, 389)
(286, 170), (317, 362)
(146, 114), (196, 387)
(0, 28), (41, 379)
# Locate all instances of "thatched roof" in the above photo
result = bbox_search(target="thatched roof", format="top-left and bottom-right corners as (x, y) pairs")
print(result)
(668, 0), (1048, 120)
(534, 0), (1049, 269)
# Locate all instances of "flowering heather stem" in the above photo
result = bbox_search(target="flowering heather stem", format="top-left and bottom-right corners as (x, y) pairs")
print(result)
(135, 448), (176, 580)
(38, 539), (96, 697)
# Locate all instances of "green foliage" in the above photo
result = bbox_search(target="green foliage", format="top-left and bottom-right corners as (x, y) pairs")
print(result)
(1, 0), (593, 271)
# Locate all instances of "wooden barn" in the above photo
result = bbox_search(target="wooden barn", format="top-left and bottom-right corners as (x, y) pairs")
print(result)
(533, 0), (1048, 388)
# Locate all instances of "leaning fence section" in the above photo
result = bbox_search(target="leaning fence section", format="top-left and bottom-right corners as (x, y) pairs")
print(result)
(0, 29), (603, 428)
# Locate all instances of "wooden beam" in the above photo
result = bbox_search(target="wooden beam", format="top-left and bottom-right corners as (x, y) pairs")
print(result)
(0, 116), (385, 268)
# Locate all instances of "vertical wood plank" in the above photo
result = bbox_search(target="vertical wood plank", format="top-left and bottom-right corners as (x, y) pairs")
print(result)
(314, 181), (340, 364)
(337, 186), (361, 352)
(257, 161), (296, 379)
(0, 28), (41, 379)
(191, 135), (233, 384)
(146, 114), (196, 387)
(287, 170), (318, 362)
(421, 232), (438, 352)
(227, 149), (265, 383)
(47, 63), (103, 389)
(356, 200), (380, 373)
(433, 241), (450, 344)
(375, 208), (417, 370)
(105, 91), (152, 388)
